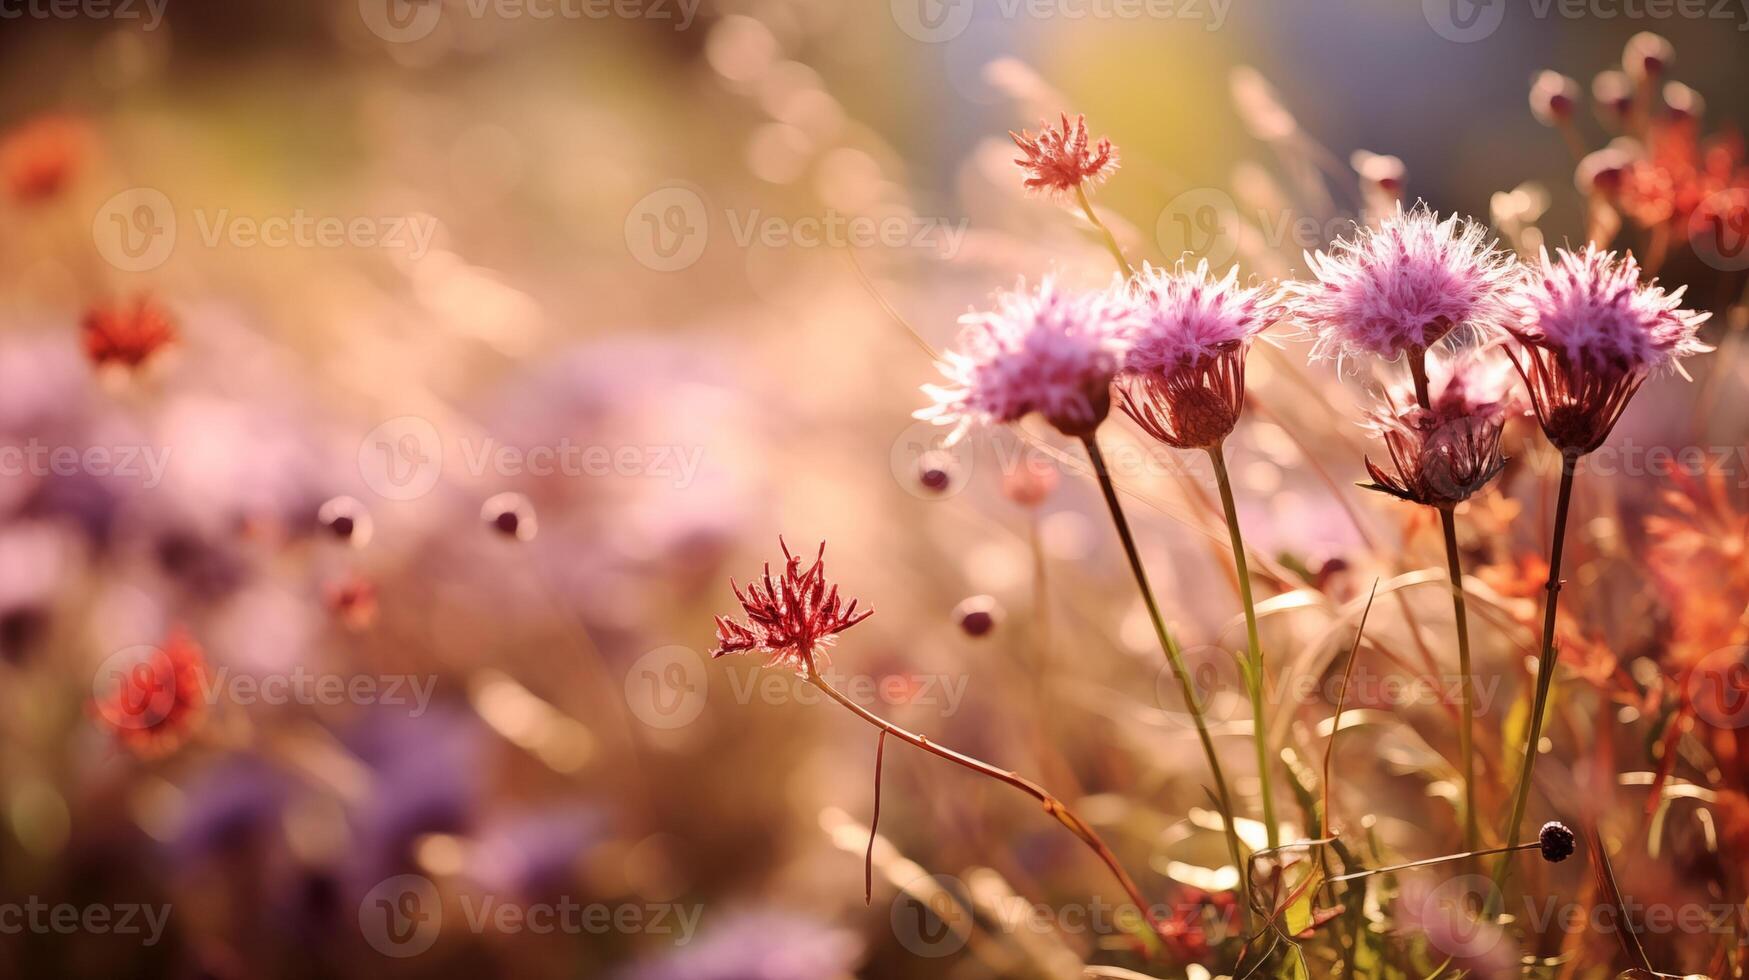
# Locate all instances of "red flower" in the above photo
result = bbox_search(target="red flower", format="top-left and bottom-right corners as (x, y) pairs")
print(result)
(82, 295), (178, 369)
(1009, 113), (1118, 200)
(93, 629), (208, 757)
(0, 114), (88, 205)
(712, 539), (872, 675)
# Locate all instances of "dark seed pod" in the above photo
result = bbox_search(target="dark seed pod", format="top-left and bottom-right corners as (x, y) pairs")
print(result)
(1538, 821), (1576, 863)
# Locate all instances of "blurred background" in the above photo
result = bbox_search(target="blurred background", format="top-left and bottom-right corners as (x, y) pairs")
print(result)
(1, 1), (1747, 977)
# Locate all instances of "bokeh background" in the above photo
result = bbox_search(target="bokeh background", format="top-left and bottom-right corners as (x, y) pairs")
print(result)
(1, 1), (1748, 977)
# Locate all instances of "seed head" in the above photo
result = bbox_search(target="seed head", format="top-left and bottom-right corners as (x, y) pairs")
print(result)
(713, 539), (872, 675)
(1538, 821), (1577, 862)
(1361, 353), (1514, 508)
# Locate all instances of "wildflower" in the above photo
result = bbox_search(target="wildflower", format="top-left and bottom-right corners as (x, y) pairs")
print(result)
(1009, 113), (1117, 201)
(952, 594), (1000, 637)
(0, 114), (87, 205)
(915, 450), (956, 494)
(1529, 71), (1580, 126)
(918, 277), (1133, 442)
(712, 539), (872, 675)
(317, 495), (372, 546)
(1001, 458), (1057, 507)
(93, 629), (208, 757)
(1591, 70), (1634, 129)
(1504, 245), (1710, 455)
(1538, 821), (1576, 862)
(481, 492), (537, 540)
(1118, 260), (1283, 450)
(324, 574), (379, 631)
(1623, 32), (1672, 83)
(1360, 352), (1512, 508)
(1288, 205), (1520, 363)
(81, 295), (177, 369)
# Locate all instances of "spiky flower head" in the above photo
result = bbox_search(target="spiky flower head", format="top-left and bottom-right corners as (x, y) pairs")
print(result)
(1538, 821), (1577, 863)
(1288, 205), (1520, 363)
(919, 276), (1133, 442)
(712, 539), (872, 676)
(1117, 261), (1284, 449)
(1009, 113), (1118, 201)
(1505, 245), (1711, 454)
(1360, 350), (1515, 508)
(82, 295), (177, 370)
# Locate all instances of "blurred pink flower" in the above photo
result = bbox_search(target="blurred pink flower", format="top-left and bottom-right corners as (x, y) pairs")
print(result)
(1289, 205), (1519, 363)
(1505, 246), (1710, 454)
(712, 539), (871, 676)
(1009, 113), (1117, 201)
(919, 277), (1132, 441)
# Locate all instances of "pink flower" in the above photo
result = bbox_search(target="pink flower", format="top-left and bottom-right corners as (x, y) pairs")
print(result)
(1009, 114), (1118, 201)
(1117, 261), (1285, 449)
(712, 539), (872, 676)
(919, 277), (1133, 441)
(1289, 205), (1520, 363)
(1505, 246), (1711, 454)
(1361, 350), (1515, 507)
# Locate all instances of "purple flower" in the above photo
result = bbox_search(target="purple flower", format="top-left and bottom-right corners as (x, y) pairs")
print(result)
(919, 277), (1133, 441)
(1360, 350), (1515, 508)
(1504, 245), (1710, 454)
(1117, 261), (1283, 449)
(1289, 205), (1519, 363)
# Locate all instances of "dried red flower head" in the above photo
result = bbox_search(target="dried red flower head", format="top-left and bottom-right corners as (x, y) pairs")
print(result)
(0, 114), (88, 205)
(93, 629), (208, 757)
(82, 295), (177, 369)
(1361, 351), (1515, 508)
(712, 539), (872, 675)
(1119, 346), (1248, 450)
(1009, 113), (1118, 201)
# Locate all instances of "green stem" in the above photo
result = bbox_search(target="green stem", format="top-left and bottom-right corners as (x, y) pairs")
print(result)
(1074, 184), (1136, 281)
(1208, 443), (1279, 851)
(1081, 435), (1251, 926)
(1408, 350), (1479, 864)
(1491, 451), (1578, 913)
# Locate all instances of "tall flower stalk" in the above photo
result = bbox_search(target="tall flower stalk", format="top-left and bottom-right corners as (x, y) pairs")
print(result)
(711, 539), (1174, 945)
(1115, 260), (1287, 850)
(1491, 245), (1710, 903)
(917, 270), (1252, 923)
(1288, 205), (1520, 863)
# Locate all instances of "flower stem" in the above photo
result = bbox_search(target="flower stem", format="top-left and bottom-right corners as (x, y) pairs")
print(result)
(1491, 451), (1578, 912)
(804, 669), (1168, 941)
(1208, 443), (1279, 851)
(1408, 350), (1480, 866)
(1074, 184), (1136, 281)
(1080, 435), (1251, 922)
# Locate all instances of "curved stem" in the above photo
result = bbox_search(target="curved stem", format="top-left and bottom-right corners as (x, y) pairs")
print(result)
(1491, 451), (1578, 912)
(1074, 184), (1136, 281)
(1080, 435), (1251, 924)
(804, 670), (1168, 941)
(1208, 444), (1279, 851)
